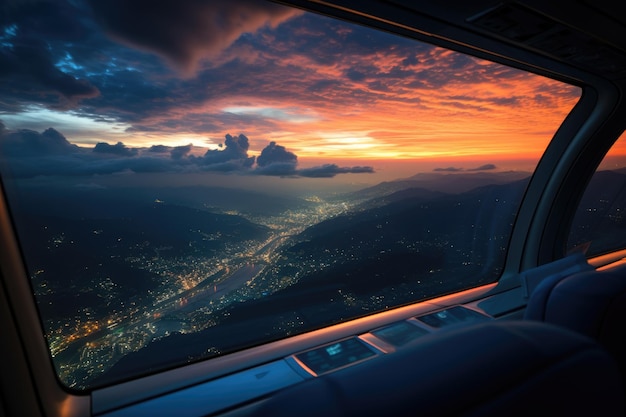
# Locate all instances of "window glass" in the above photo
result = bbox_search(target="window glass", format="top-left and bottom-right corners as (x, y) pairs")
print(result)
(568, 131), (626, 257)
(0, 1), (580, 389)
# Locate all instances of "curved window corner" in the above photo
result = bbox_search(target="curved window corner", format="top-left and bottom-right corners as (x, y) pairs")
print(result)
(567, 130), (626, 258)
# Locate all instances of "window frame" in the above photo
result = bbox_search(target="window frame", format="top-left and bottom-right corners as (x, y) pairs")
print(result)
(564, 130), (626, 259)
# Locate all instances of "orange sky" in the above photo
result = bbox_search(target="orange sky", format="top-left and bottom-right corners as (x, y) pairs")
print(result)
(87, 50), (582, 171)
(111, 47), (582, 169)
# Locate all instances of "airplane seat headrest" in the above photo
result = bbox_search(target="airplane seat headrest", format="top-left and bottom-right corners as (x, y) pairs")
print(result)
(524, 262), (626, 380)
(252, 320), (624, 417)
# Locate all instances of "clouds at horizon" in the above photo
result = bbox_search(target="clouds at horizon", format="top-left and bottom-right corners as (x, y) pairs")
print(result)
(0, 126), (374, 179)
(433, 164), (497, 173)
(469, 164), (497, 171)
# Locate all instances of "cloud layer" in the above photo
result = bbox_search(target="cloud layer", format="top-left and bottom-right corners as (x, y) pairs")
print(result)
(434, 164), (497, 172)
(0, 126), (374, 179)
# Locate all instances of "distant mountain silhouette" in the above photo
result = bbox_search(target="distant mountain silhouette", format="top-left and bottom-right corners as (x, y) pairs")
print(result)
(133, 185), (312, 216)
(336, 180), (445, 203)
(402, 171), (531, 193)
(337, 171), (531, 204)
(7, 184), (310, 218)
(16, 200), (269, 258)
(354, 187), (447, 210)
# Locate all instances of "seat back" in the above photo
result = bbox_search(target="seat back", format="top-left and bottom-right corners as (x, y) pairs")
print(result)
(251, 320), (624, 416)
(524, 262), (626, 382)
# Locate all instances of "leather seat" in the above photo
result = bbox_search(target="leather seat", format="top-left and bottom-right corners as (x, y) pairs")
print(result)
(251, 320), (624, 416)
(525, 262), (626, 386)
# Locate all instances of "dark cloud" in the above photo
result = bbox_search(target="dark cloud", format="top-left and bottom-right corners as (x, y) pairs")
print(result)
(93, 141), (138, 157)
(0, 39), (100, 108)
(254, 142), (373, 178)
(307, 79), (342, 93)
(448, 54), (475, 71)
(256, 141), (297, 167)
(0, 126), (187, 178)
(171, 144), (192, 160)
(346, 69), (366, 82)
(196, 160), (250, 172)
(402, 55), (418, 66)
(433, 164), (497, 173)
(199, 134), (255, 168)
(147, 143), (193, 160)
(254, 162), (374, 178)
(0, 1), (88, 40)
(86, 0), (301, 76)
(469, 164), (497, 171)
(341, 166), (374, 174)
(0, 127), (80, 157)
(127, 125), (162, 133)
(255, 162), (297, 177)
(148, 145), (169, 153)
(298, 164), (374, 178)
(0, 1), (100, 109)
(447, 95), (520, 109)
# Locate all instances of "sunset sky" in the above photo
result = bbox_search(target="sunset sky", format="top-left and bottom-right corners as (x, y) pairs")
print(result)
(0, 0), (582, 184)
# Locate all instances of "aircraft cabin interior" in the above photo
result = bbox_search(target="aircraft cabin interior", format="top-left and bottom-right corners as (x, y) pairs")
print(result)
(1, 0), (626, 416)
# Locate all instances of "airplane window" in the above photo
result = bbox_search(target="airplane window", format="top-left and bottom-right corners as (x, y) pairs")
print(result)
(568, 131), (626, 257)
(0, 1), (580, 390)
